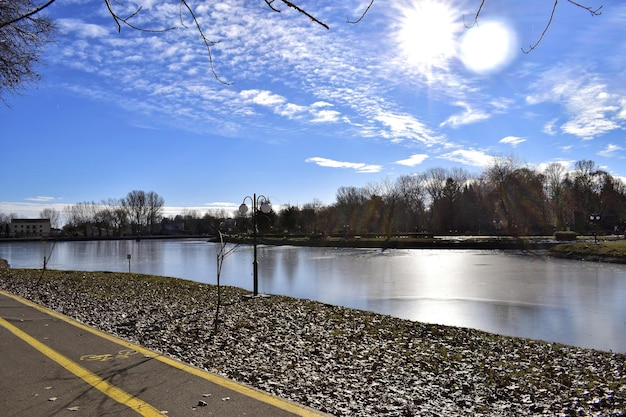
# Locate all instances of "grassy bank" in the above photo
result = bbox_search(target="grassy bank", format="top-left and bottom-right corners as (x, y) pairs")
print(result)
(220, 235), (557, 250)
(550, 240), (626, 263)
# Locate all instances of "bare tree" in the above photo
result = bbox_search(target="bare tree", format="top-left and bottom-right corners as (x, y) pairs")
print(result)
(395, 174), (427, 232)
(39, 208), (60, 229)
(99, 198), (128, 236)
(0, 0), (55, 103)
(543, 162), (568, 230)
(146, 191), (165, 234)
(121, 190), (164, 235)
(62, 202), (99, 236)
(122, 190), (148, 235)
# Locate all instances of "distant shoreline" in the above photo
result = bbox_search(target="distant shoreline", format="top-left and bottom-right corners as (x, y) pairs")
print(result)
(3, 234), (625, 263)
(1, 234), (554, 249)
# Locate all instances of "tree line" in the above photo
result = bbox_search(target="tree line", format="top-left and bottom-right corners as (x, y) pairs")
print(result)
(2, 190), (167, 237)
(309, 158), (626, 237)
(275, 157), (625, 238)
(59, 190), (165, 237)
(1, 158), (625, 238)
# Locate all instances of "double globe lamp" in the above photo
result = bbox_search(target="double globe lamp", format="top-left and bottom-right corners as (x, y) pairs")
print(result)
(239, 194), (272, 296)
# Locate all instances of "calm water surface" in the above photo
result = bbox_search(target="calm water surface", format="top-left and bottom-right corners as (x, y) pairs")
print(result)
(1, 239), (625, 352)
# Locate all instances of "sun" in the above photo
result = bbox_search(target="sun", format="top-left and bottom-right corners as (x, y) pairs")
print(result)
(393, 1), (517, 77)
(393, 0), (463, 77)
(459, 20), (517, 74)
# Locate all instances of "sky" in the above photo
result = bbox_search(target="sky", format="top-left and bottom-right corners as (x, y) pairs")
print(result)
(2, 0), (625, 220)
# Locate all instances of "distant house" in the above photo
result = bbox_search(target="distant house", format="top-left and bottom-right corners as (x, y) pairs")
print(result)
(9, 218), (51, 238)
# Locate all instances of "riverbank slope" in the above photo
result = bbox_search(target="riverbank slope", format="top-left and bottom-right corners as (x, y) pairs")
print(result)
(1, 268), (624, 416)
(549, 241), (626, 264)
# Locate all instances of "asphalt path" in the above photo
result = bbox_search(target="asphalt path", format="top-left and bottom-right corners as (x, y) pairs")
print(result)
(0, 290), (328, 417)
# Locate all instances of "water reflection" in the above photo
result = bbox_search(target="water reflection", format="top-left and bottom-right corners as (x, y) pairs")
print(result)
(1, 239), (625, 352)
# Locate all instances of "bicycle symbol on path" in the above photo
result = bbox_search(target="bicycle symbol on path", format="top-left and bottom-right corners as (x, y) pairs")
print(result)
(80, 349), (139, 362)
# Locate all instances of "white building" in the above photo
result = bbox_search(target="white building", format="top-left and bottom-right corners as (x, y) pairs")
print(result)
(9, 218), (51, 238)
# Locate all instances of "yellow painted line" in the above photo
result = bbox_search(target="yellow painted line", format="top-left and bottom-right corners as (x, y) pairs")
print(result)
(0, 316), (164, 416)
(0, 290), (328, 417)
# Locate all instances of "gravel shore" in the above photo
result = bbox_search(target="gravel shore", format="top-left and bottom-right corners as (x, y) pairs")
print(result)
(1, 267), (625, 416)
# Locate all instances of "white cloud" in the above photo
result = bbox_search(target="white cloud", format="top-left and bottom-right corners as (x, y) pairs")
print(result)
(0, 202), (66, 219)
(499, 136), (526, 147)
(527, 67), (626, 139)
(25, 196), (59, 202)
(543, 119), (558, 136)
(279, 103), (307, 118)
(598, 144), (625, 158)
(395, 154), (429, 167)
(440, 101), (490, 128)
(305, 157), (382, 173)
(535, 159), (575, 173)
(374, 112), (443, 146)
(57, 18), (109, 38)
(240, 89), (286, 107)
(312, 101), (334, 108)
(310, 109), (341, 123)
(438, 149), (493, 168)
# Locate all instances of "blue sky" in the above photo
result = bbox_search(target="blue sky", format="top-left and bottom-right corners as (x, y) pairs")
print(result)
(2, 0), (625, 219)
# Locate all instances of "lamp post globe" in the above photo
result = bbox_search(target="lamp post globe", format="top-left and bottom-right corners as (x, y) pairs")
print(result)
(259, 201), (272, 214)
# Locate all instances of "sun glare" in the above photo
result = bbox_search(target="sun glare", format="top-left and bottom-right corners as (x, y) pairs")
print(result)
(394, 1), (516, 77)
(459, 20), (517, 74)
(394, 0), (461, 77)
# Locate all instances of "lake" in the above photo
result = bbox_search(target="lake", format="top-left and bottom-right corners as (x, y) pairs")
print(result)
(1, 238), (625, 352)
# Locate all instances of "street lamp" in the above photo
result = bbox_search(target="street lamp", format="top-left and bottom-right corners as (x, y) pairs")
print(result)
(239, 194), (272, 296)
(590, 214), (601, 243)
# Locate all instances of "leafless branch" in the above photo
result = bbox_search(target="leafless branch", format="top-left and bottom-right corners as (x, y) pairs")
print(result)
(464, 0), (485, 28)
(347, 0), (375, 24)
(264, 0), (329, 30)
(0, 0), (56, 29)
(521, 0), (601, 53)
(179, 0), (231, 85)
(522, 0), (559, 54)
(465, 0), (603, 53)
(103, 0), (176, 33)
(264, 0), (280, 13)
(567, 0), (603, 16)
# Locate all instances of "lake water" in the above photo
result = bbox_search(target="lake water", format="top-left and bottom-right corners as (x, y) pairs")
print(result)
(1, 239), (625, 353)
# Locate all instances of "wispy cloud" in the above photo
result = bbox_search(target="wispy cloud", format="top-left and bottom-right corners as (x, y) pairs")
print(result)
(57, 18), (109, 38)
(526, 66), (626, 139)
(440, 101), (490, 128)
(499, 136), (526, 147)
(438, 149), (493, 168)
(25, 196), (61, 202)
(305, 157), (382, 173)
(598, 144), (625, 158)
(373, 111), (444, 146)
(0, 201), (66, 218)
(395, 154), (429, 167)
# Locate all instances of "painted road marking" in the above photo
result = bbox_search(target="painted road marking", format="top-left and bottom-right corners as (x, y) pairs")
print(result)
(0, 316), (164, 417)
(0, 290), (328, 417)
(81, 349), (139, 361)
